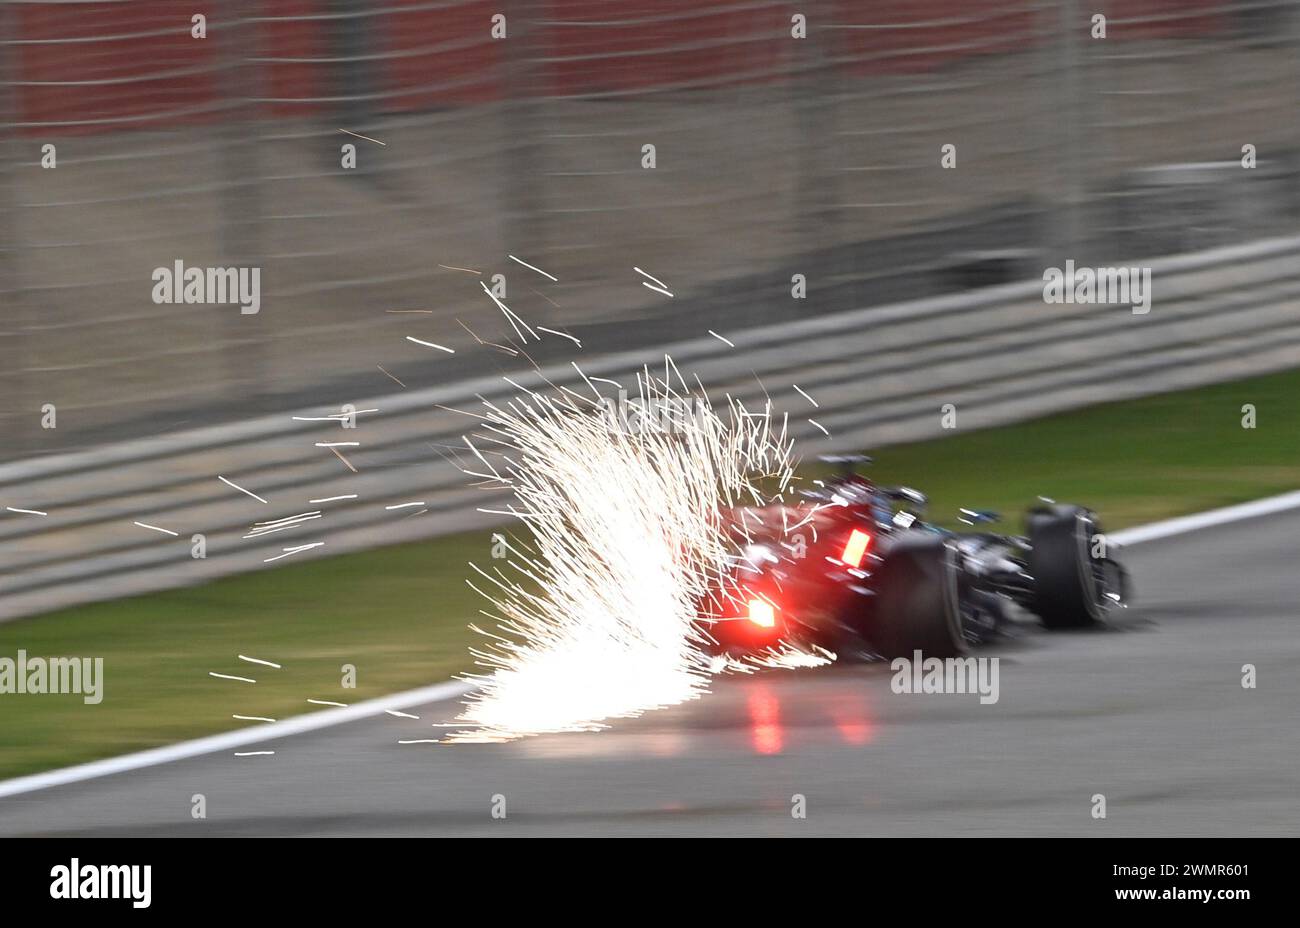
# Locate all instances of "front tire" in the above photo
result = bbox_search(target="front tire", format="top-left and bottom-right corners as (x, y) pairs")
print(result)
(1027, 505), (1108, 629)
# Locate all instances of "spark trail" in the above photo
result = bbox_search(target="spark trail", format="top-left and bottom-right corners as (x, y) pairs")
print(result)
(447, 364), (798, 741)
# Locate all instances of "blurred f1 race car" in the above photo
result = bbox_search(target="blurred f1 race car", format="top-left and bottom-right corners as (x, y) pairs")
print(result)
(701, 456), (1130, 659)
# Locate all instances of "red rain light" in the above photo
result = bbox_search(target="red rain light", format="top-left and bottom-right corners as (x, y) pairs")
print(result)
(840, 528), (872, 567)
(747, 598), (776, 628)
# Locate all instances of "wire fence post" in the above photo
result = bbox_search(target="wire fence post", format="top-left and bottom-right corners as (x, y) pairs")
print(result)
(1293, 0), (1300, 220)
(502, 0), (544, 268)
(799, 1), (838, 303)
(217, 0), (270, 415)
(328, 0), (382, 186)
(0, 4), (34, 461)
(1051, 0), (1085, 267)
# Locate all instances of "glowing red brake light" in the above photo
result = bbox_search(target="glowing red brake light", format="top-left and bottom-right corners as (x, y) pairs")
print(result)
(747, 599), (776, 628)
(840, 529), (872, 568)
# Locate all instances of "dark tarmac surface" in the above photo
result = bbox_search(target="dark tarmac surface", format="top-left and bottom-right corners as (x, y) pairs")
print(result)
(2, 508), (1296, 836)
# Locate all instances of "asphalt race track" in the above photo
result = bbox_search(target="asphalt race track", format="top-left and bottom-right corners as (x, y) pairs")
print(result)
(2, 508), (1297, 837)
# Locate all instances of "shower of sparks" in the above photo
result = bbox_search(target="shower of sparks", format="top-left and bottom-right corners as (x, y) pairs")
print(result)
(377, 365), (406, 388)
(244, 524), (311, 540)
(530, 287), (561, 309)
(706, 644), (837, 675)
(537, 326), (581, 347)
(329, 446), (358, 472)
(264, 542), (324, 562)
(792, 384), (818, 408)
(406, 336), (455, 353)
(218, 475), (269, 504)
(508, 254), (558, 282)
(134, 521), (179, 536)
(445, 361), (798, 742)
(745, 644), (837, 670)
(634, 267), (669, 289)
(338, 128), (386, 146)
(479, 281), (538, 342)
(457, 319), (520, 357)
(292, 409), (378, 422)
(244, 511), (322, 539)
(238, 655), (282, 669)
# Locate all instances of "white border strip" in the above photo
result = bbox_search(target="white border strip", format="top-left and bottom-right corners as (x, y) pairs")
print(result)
(0, 679), (473, 800)
(3, 487), (1300, 802)
(1109, 488), (1300, 546)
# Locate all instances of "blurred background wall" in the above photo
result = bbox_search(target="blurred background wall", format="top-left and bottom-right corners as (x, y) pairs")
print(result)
(1, 0), (1297, 462)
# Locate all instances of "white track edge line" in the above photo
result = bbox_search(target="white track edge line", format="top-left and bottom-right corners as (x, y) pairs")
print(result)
(1109, 488), (1300, 546)
(0, 679), (473, 800)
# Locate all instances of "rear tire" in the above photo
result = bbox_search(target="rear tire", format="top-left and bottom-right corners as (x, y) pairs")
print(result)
(872, 537), (966, 659)
(1028, 505), (1105, 629)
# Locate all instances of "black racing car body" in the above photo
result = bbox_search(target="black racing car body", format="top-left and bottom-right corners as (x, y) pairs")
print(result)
(698, 457), (1129, 659)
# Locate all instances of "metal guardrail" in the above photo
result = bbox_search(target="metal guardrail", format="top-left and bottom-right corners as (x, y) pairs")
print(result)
(2, 232), (1300, 622)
